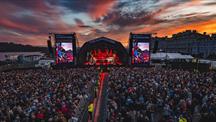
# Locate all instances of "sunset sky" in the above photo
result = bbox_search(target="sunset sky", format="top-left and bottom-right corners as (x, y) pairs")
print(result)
(0, 0), (216, 47)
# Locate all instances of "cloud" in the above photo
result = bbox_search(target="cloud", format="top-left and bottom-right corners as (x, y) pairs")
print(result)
(0, 0), (78, 45)
(57, 0), (116, 19)
(155, 19), (216, 37)
(97, 0), (184, 29)
(0, 0), (216, 46)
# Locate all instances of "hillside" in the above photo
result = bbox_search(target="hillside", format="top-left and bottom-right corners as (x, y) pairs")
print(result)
(0, 42), (48, 53)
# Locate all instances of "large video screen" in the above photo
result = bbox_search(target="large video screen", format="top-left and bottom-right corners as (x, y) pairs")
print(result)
(132, 41), (150, 64)
(55, 42), (73, 64)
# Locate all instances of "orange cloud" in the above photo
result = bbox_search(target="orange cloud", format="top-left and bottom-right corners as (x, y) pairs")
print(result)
(156, 19), (216, 37)
(99, 18), (216, 47)
(1, 0), (216, 47)
(89, 0), (116, 19)
(0, 19), (39, 33)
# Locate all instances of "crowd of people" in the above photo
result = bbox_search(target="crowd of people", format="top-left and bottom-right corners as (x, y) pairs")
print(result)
(107, 68), (216, 122)
(1, 66), (216, 122)
(0, 68), (98, 121)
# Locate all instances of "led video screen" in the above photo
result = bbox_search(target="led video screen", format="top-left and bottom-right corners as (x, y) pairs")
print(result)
(55, 42), (73, 64)
(132, 41), (150, 64)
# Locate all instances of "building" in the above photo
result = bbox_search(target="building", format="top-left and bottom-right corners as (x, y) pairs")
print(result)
(18, 52), (44, 63)
(21, 55), (43, 62)
(152, 30), (216, 58)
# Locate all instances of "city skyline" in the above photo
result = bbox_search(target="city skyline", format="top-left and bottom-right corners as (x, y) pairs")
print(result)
(0, 0), (216, 47)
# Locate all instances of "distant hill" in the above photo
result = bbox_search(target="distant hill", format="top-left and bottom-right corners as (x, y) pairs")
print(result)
(0, 42), (48, 53)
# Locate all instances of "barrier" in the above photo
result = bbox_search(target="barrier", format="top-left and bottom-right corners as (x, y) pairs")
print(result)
(97, 73), (109, 122)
